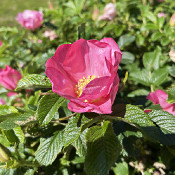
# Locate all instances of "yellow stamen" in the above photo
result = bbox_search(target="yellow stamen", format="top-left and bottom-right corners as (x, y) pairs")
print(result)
(75, 75), (97, 98)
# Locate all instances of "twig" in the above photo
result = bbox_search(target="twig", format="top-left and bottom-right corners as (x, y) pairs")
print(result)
(58, 112), (77, 121)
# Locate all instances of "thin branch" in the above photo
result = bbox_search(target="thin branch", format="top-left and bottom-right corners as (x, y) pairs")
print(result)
(58, 112), (77, 121)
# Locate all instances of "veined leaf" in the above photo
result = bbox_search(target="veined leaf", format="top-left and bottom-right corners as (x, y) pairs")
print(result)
(84, 121), (121, 175)
(35, 131), (63, 166)
(16, 74), (52, 90)
(37, 94), (65, 125)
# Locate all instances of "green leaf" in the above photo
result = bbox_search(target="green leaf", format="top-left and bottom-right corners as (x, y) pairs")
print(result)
(112, 161), (129, 175)
(124, 104), (154, 127)
(63, 114), (90, 147)
(169, 66), (175, 77)
(151, 31), (163, 41)
(167, 86), (175, 103)
(2, 130), (18, 144)
(127, 89), (149, 97)
(35, 131), (63, 166)
(13, 126), (25, 143)
(146, 11), (157, 23)
(37, 94), (65, 125)
(121, 52), (135, 64)
(161, 37), (171, 46)
(151, 67), (168, 86)
(16, 74), (52, 90)
(118, 34), (135, 49)
(27, 90), (41, 106)
(130, 69), (151, 86)
(84, 121), (121, 175)
(143, 47), (161, 70)
(146, 110), (175, 145)
(141, 23), (159, 31)
(148, 110), (175, 134)
(72, 129), (87, 157)
(0, 105), (18, 116)
(0, 111), (35, 130)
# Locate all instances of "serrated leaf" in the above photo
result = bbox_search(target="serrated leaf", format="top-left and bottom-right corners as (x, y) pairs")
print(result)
(0, 111), (35, 130)
(35, 131), (63, 166)
(72, 129), (87, 157)
(0, 105), (18, 116)
(63, 114), (90, 147)
(124, 104), (154, 127)
(84, 121), (121, 175)
(16, 74), (52, 90)
(13, 126), (25, 143)
(112, 161), (129, 175)
(37, 94), (65, 125)
(148, 110), (175, 134)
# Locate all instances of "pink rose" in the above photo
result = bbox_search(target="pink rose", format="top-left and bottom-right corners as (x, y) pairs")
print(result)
(0, 65), (22, 91)
(98, 3), (116, 21)
(0, 41), (2, 47)
(16, 10), (43, 30)
(170, 14), (175, 27)
(46, 38), (122, 114)
(158, 12), (166, 18)
(0, 98), (5, 105)
(146, 90), (175, 115)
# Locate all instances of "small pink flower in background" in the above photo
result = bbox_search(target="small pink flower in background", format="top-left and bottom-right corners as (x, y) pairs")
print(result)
(0, 41), (2, 47)
(43, 30), (57, 41)
(157, 0), (164, 2)
(169, 49), (175, 62)
(46, 38), (122, 114)
(0, 98), (6, 105)
(0, 65), (22, 91)
(170, 14), (175, 27)
(158, 12), (166, 18)
(16, 10), (43, 30)
(98, 3), (116, 21)
(146, 90), (175, 116)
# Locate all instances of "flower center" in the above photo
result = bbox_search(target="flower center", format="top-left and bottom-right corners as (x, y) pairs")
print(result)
(75, 75), (96, 98)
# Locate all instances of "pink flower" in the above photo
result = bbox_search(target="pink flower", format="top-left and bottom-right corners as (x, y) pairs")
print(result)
(0, 98), (5, 105)
(16, 10), (43, 30)
(170, 14), (175, 27)
(157, 0), (164, 2)
(0, 41), (2, 47)
(146, 90), (175, 116)
(0, 65), (22, 91)
(98, 3), (116, 21)
(158, 12), (166, 18)
(43, 30), (57, 41)
(46, 38), (122, 114)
